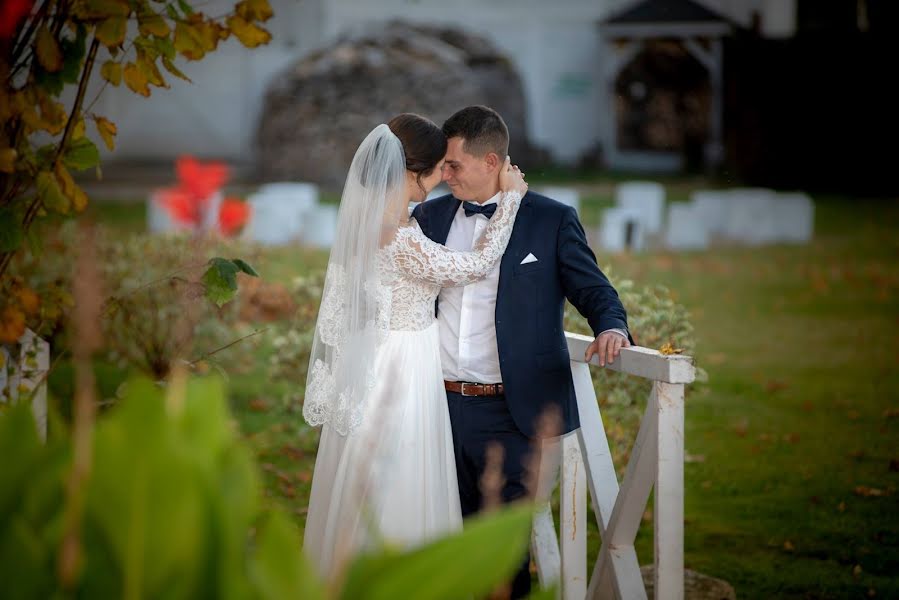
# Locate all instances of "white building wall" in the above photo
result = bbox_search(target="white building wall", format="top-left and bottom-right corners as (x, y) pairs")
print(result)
(92, 0), (793, 166)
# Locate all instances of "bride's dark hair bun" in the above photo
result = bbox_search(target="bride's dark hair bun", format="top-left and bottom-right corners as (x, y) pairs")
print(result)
(388, 113), (447, 193)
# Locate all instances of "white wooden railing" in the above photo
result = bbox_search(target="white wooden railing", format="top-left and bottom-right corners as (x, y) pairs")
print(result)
(532, 332), (695, 600)
(0, 329), (50, 440)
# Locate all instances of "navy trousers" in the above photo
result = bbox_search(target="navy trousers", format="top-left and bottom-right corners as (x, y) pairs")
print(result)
(446, 391), (533, 599)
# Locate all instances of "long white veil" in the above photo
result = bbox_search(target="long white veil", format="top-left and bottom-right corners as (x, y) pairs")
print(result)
(303, 124), (408, 435)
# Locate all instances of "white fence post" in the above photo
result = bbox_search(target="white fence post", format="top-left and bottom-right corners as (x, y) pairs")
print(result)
(533, 334), (693, 600)
(0, 328), (50, 440)
(654, 382), (685, 600)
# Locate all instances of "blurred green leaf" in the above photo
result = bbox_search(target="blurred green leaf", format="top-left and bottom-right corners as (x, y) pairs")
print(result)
(250, 510), (326, 600)
(202, 257), (241, 307)
(62, 138), (100, 171)
(340, 502), (534, 600)
(0, 209), (24, 252)
(231, 258), (258, 277)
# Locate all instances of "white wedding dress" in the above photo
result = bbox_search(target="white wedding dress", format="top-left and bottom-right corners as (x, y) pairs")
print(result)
(303, 190), (521, 578)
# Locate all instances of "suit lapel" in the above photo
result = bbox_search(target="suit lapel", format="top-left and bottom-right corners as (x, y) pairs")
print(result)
(497, 191), (534, 291)
(433, 196), (461, 244)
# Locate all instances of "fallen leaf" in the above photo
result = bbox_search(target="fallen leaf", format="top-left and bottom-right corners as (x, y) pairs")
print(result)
(659, 342), (684, 355)
(642, 509), (652, 522)
(249, 398), (268, 412)
(764, 380), (789, 393)
(783, 540), (795, 552)
(854, 486), (888, 498)
(685, 453), (706, 463)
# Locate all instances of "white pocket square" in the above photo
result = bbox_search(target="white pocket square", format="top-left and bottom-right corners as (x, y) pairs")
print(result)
(520, 253), (538, 265)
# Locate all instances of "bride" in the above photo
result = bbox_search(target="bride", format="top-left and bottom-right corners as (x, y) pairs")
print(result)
(302, 113), (527, 578)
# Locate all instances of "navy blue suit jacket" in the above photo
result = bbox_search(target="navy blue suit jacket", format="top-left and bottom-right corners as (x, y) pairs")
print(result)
(412, 192), (631, 438)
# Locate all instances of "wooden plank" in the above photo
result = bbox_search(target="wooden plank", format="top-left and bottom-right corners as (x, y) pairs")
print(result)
(532, 502), (562, 590)
(608, 389), (658, 547)
(571, 362), (619, 533)
(654, 382), (685, 600)
(588, 390), (657, 599)
(565, 333), (695, 384)
(560, 433), (587, 600)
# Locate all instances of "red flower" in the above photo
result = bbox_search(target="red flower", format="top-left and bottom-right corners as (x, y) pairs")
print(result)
(155, 156), (251, 237)
(175, 155), (229, 203)
(1, 0), (33, 39)
(218, 198), (250, 236)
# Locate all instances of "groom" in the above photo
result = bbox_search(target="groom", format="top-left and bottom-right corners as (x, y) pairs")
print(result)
(412, 105), (632, 598)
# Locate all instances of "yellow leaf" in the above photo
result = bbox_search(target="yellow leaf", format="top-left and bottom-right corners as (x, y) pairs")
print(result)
(174, 22), (206, 60)
(94, 116), (117, 151)
(37, 170), (70, 214)
(55, 161), (76, 196)
(36, 25), (63, 72)
(72, 117), (86, 140)
(101, 60), (122, 86)
(0, 306), (26, 344)
(123, 62), (150, 97)
(659, 342), (684, 355)
(72, 184), (89, 212)
(96, 16), (127, 48)
(137, 54), (167, 88)
(226, 15), (271, 48)
(236, 0), (273, 22)
(161, 57), (191, 83)
(138, 12), (170, 37)
(38, 94), (67, 135)
(0, 148), (16, 173)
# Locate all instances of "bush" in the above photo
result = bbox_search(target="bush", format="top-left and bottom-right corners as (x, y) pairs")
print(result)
(0, 373), (537, 599)
(565, 267), (702, 466)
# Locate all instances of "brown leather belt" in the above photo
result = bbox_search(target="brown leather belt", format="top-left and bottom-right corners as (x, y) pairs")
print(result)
(444, 380), (504, 397)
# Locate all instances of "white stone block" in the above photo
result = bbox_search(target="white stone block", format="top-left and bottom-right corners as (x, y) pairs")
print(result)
(689, 189), (731, 235)
(722, 188), (778, 245)
(599, 207), (646, 253)
(147, 190), (180, 234)
(665, 203), (710, 250)
(540, 186), (581, 214)
(615, 181), (666, 235)
(300, 204), (339, 248)
(771, 192), (814, 243)
(244, 182), (319, 245)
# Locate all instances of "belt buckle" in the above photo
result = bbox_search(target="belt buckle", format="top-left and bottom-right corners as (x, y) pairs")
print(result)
(460, 382), (476, 397)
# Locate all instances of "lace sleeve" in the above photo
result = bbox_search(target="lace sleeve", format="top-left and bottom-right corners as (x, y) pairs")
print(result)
(391, 191), (522, 287)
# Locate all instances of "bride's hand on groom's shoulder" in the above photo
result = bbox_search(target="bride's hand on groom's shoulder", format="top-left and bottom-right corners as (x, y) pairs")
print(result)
(585, 330), (631, 367)
(499, 155), (528, 196)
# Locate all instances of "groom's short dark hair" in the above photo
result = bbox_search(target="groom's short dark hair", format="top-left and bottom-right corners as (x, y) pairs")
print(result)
(442, 105), (509, 159)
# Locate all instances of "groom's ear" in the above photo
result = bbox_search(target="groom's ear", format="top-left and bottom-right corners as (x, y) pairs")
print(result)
(483, 152), (500, 171)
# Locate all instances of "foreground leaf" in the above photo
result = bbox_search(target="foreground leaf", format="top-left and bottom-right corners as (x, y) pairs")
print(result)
(62, 138), (100, 171)
(226, 15), (271, 48)
(37, 170), (69, 213)
(340, 502), (533, 600)
(123, 62), (151, 96)
(35, 25), (63, 72)
(101, 60), (122, 86)
(93, 116), (117, 151)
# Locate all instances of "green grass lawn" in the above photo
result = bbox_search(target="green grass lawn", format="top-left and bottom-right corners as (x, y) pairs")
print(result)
(70, 189), (899, 598)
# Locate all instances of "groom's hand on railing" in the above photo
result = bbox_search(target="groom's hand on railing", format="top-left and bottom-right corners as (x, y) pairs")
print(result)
(584, 330), (631, 367)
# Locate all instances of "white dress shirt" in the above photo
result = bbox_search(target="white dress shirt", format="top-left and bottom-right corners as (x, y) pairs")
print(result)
(439, 193), (504, 383)
(438, 192), (628, 384)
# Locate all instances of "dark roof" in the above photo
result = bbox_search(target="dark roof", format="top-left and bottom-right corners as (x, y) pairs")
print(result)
(604, 0), (731, 25)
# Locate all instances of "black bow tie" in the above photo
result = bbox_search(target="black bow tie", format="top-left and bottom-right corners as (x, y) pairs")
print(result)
(462, 202), (497, 219)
